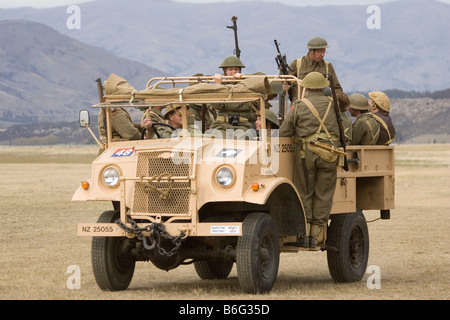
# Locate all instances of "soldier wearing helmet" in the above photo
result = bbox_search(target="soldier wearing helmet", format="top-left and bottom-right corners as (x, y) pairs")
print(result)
(369, 91), (396, 145)
(287, 36), (343, 101)
(255, 109), (279, 138)
(209, 56), (256, 139)
(214, 56), (246, 84)
(348, 93), (380, 145)
(280, 72), (340, 248)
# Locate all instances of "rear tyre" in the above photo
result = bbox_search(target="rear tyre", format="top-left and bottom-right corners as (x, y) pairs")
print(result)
(326, 210), (369, 282)
(91, 210), (136, 291)
(236, 212), (279, 294)
(194, 260), (234, 279)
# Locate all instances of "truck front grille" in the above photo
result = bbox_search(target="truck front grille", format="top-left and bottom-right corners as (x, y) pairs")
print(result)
(132, 150), (193, 215)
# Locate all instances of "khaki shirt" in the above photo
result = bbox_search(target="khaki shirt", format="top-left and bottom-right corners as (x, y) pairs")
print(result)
(288, 54), (342, 101)
(341, 111), (353, 145)
(373, 110), (396, 145)
(98, 107), (142, 144)
(280, 91), (340, 141)
(351, 112), (380, 145)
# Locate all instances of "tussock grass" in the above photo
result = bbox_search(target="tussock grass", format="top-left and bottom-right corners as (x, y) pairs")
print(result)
(0, 144), (449, 300)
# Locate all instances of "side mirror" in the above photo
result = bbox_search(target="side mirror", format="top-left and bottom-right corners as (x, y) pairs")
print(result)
(79, 109), (90, 127)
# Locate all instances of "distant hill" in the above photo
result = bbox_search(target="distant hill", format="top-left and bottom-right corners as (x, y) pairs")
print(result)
(1, 0), (449, 92)
(0, 20), (165, 125)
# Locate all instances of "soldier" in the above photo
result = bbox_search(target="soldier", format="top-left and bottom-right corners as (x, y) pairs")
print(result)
(348, 93), (380, 145)
(209, 56), (256, 139)
(98, 107), (142, 155)
(369, 91), (396, 145)
(288, 36), (343, 102)
(339, 92), (353, 145)
(255, 109), (279, 137)
(279, 72), (340, 248)
(141, 104), (184, 139)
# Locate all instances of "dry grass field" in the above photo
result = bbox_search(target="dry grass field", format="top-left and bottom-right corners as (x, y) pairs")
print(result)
(0, 144), (449, 300)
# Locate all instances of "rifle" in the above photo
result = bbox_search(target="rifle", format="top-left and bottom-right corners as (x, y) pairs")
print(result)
(328, 72), (349, 171)
(274, 39), (293, 121)
(227, 16), (241, 58)
(96, 78), (108, 144)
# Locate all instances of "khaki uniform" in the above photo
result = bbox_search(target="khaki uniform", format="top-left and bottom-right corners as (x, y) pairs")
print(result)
(188, 104), (216, 132)
(98, 107), (142, 145)
(373, 110), (395, 145)
(351, 113), (380, 145)
(341, 111), (353, 145)
(279, 91), (340, 226)
(141, 107), (165, 124)
(288, 55), (342, 101)
(209, 101), (257, 139)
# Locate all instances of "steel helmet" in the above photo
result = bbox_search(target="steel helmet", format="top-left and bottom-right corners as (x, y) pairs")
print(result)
(218, 56), (246, 68)
(306, 36), (329, 49)
(369, 91), (390, 112)
(348, 93), (370, 111)
(301, 72), (329, 89)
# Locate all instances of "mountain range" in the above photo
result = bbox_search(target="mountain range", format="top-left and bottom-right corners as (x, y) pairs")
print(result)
(1, 0), (449, 92)
(0, 0), (449, 143)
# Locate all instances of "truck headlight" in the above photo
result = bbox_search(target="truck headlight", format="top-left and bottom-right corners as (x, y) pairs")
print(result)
(216, 166), (235, 188)
(102, 167), (120, 188)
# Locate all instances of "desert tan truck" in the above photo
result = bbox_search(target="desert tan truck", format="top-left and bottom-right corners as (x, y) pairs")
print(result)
(73, 75), (395, 294)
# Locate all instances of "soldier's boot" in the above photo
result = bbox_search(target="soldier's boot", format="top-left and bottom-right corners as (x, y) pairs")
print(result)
(309, 224), (324, 248)
(297, 223), (311, 248)
(286, 223), (310, 248)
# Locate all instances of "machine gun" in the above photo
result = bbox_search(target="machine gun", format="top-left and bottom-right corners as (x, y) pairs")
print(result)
(328, 72), (349, 171)
(274, 39), (293, 121)
(227, 16), (241, 58)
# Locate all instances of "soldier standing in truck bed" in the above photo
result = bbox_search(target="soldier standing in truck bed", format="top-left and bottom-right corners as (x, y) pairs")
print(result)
(348, 93), (380, 145)
(288, 36), (343, 102)
(279, 72), (340, 248)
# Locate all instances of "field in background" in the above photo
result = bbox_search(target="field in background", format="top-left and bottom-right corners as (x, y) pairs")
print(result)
(0, 144), (449, 300)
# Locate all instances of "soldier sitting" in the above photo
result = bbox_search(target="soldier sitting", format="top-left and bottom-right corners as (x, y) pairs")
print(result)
(348, 93), (380, 145)
(369, 91), (396, 145)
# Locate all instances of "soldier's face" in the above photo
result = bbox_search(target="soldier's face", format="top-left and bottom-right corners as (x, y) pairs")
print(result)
(169, 110), (183, 128)
(224, 67), (241, 76)
(310, 49), (326, 62)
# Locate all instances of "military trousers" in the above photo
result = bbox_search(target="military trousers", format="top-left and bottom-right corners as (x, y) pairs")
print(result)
(293, 143), (338, 226)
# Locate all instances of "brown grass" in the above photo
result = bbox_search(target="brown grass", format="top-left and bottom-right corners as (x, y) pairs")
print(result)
(0, 144), (449, 300)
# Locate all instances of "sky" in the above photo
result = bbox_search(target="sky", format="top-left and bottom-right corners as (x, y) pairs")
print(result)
(1, 0), (449, 9)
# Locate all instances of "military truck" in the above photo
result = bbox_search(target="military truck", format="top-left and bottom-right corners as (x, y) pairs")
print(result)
(73, 74), (395, 294)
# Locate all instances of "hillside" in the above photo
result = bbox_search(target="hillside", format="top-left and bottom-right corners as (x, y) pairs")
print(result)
(0, 20), (165, 125)
(1, 97), (450, 145)
(1, 0), (449, 92)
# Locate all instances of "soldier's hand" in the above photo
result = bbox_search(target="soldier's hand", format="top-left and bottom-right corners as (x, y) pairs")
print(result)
(141, 118), (153, 131)
(214, 73), (223, 84)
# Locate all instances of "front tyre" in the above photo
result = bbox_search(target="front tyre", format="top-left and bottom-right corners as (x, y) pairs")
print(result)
(91, 210), (136, 291)
(236, 212), (280, 294)
(326, 210), (369, 282)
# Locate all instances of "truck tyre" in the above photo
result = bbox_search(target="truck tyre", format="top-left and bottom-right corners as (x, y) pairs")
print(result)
(236, 212), (279, 294)
(194, 260), (234, 279)
(326, 210), (369, 282)
(91, 210), (136, 291)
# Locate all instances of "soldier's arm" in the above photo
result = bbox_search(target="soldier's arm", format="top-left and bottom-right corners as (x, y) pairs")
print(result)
(279, 107), (296, 137)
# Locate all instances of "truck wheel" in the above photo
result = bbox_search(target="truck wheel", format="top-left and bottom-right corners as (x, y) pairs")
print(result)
(91, 210), (136, 291)
(194, 260), (234, 279)
(326, 210), (369, 282)
(236, 212), (279, 294)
